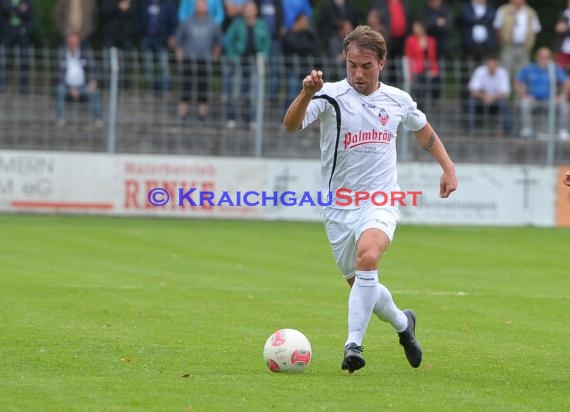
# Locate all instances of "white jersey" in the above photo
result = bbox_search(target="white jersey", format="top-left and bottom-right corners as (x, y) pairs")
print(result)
(302, 79), (427, 208)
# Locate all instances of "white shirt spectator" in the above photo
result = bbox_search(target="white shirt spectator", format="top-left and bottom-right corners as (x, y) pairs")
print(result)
(469, 64), (510, 97)
(65, 51), (85, 87)
(493, 7), (541, 45)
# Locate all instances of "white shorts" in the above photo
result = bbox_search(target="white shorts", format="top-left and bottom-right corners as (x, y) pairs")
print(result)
(321, 204), (400, 279)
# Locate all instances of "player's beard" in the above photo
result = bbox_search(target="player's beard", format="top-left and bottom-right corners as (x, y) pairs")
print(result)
(350, 78), (378, 95)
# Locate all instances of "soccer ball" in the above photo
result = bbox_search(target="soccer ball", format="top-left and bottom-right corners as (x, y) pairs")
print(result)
(263, 328), (312, 373)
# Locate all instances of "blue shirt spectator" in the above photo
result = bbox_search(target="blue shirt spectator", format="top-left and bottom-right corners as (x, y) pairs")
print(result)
(283, 0), (312, 31)
(178, 0), (224, 26)
(516, 60), (568, 101)
(515, 47), (570, 139)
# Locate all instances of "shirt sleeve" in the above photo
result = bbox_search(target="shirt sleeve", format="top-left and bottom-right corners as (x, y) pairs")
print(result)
(493, 8), (503, 29)
(556, 65), (568, 83)
(303, 0), (313, 19)
(214, 0), (225, 27)
(300, 84), (333, 130)
(403, 97), (427, 132)
(532, 14), (541, 33)
(516, 66), (528, 84)
(301, 96), (327, 130)
(215, 24), (223, 46)
(468, 67), (482, 92)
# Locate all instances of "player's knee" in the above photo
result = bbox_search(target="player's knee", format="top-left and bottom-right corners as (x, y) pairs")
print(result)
(355, 250), (380, 270)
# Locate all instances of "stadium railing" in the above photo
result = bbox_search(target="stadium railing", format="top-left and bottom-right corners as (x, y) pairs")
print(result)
(0, 46), (569, 165)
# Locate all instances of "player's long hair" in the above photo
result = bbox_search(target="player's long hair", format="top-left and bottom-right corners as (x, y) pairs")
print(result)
(343, 25), (387, 62)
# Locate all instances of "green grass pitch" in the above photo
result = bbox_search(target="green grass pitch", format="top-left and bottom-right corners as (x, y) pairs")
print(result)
(0, 215), (569, 411)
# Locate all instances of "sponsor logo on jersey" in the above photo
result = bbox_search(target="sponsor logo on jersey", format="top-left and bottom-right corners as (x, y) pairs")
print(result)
(343, 129), (393, 150)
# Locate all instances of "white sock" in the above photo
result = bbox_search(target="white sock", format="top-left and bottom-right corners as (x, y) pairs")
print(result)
(345, 270), (381, 346)
(373, 282), (408, 332)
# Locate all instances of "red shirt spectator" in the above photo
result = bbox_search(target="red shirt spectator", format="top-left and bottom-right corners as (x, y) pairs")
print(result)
(388, 0), (407, 38)
(404, 21), (439, 76)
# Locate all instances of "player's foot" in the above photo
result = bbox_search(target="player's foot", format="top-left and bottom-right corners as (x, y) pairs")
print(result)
(398, 310), (423, 368)
(341, 343), (366, 373)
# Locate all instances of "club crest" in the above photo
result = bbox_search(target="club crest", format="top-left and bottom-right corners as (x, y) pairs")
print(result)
(378, 108), (389, 126)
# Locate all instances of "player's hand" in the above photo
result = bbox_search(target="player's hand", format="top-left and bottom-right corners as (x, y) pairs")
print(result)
(440, 168), (457, 198)
(564, 171), (570, 187)
(302, 70), (324, 97)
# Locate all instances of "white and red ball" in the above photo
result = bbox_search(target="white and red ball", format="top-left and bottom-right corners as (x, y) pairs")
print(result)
(263, 328), (312, 373)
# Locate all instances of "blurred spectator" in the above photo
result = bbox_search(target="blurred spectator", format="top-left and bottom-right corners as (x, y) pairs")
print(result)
(515, 48), (569, 140)
(282, 0), (312, 32)
(404, 20), (440, 110)
(175, 0), (222, 123)
(137, 0), (177, 94)
(462, 0), (496, 64)
(222, 0), (247, 30)
(370, 0), (412, 59)
(254, 0), (285, 102)
(467, 55), (511, 136)
(282, 13), (318, 108)
(0, 0), (33, 93)
(555, 1), (570, 71)
(178, 0), (224, 26)
(422, 0), (452, 60)
(101, 0), (135, 49)
(55, 32), (102, 127)
(317, 0), (358, 53)
(493, 0), (541, 83)
(224, 1), (270, 129)
(366, 8), (389, 42)
(220, 0), (247, 105)
(327, 19), (353, 81)
(328, 19), (353, 62)
(55, 0), (97, 45)
(101, 0), (136, 90)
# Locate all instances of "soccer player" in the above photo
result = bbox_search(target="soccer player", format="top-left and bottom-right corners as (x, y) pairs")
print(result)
(564, 171), (570, 186)
(283, 25), (457, 373)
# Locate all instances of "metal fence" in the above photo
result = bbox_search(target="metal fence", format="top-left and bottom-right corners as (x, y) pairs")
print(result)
(0, 46), (569, 165)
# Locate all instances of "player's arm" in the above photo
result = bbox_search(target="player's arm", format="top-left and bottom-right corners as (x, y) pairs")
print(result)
(414, 122), (457, 198)
(283, 70), (323, 131)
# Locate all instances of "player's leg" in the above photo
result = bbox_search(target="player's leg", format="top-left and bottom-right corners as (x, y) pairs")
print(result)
(358, 206), (422, 368)
(346, 228), (388, 345)
(340, 228), (388, 373)
(373, 283), (422, 368)
(322, 208), (366, 373)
